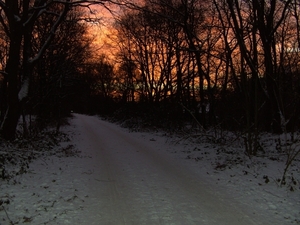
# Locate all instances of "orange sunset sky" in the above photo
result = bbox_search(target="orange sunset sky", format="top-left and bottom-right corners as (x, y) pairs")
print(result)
(86, 3), (123, 60)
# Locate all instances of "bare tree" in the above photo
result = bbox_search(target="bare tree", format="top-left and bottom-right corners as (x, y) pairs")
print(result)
(115, 8), (178, 103)
(211, 0), (298, 154)
(31, 6), (92, 132)
(0, 0), (110, 140)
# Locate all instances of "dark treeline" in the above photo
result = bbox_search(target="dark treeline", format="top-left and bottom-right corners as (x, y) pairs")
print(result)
(0, 0), (299, 156)
(104, 0), (300, 155)
(0, 0), (105, 140)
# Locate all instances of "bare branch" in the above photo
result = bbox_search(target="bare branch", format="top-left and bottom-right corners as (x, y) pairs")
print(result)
(29, 2), (70, 64)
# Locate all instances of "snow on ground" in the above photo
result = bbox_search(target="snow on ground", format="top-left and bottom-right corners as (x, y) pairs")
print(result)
(163, 131), (300, 224)
(0, 114), (299, 224)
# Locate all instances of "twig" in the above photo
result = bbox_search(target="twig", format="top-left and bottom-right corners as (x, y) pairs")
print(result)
(2, 205), (14, 224)
(179, 103), (206, 132)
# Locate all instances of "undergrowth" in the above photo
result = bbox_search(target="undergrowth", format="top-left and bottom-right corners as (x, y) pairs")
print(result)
(109, 106), (300, 192)
(0, 126), (77, 225)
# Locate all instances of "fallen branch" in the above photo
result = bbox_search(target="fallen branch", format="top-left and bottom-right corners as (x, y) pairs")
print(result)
(2, 205), (13, 225)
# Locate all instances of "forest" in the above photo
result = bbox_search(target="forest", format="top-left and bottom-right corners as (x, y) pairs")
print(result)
(0, 0), (299, 156)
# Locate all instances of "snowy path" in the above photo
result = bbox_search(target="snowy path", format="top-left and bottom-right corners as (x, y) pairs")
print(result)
(70, 114), (265, 225)
(1, 114), (298, 224)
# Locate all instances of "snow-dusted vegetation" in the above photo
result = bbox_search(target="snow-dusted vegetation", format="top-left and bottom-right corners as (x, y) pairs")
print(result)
(0, 114), (299, 224)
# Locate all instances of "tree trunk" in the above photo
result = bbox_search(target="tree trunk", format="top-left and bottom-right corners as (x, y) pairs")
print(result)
(0, 0), (22, 140)
(1, 33), (22, 140)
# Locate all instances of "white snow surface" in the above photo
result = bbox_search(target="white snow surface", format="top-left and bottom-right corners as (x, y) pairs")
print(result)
(0, 113), (299, 225)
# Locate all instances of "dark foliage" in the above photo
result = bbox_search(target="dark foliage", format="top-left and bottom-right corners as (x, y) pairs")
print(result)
(0, 129), (72, 184)
(108, 102), (192, 132)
